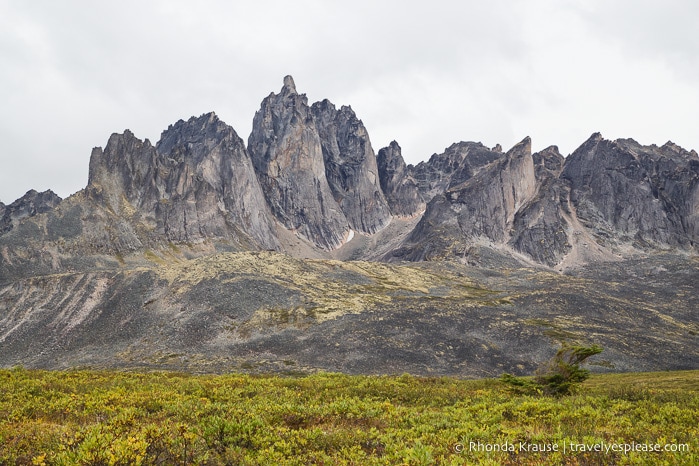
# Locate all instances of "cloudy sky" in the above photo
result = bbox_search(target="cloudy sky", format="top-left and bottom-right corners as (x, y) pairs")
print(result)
(1, 0), (698, 203)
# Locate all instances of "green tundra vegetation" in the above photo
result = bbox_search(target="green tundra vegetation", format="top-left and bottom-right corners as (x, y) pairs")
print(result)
(0, 368), (697, 465)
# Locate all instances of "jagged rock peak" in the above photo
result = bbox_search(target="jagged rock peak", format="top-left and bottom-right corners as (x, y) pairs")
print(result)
(87, 129), (159, 214)
(500, 137), (536, 212)
(311, 98), (391, 234)
(580, 132), (604, 150)
(161, 111), (219, 130)
(84, 113), (279, 250)
(660, 140), (699, 159)
(411, 141), (500, 203)
(393, 136), (537, 262)
(154, 111), (279, 248)
(8, 189), (61, 207)
(249, 76), (349, 250)
(156, 112), (235, 158)
(532, 145), (564, 174)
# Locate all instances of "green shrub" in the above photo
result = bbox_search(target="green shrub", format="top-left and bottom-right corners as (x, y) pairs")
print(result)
(502, 343), (603, 396)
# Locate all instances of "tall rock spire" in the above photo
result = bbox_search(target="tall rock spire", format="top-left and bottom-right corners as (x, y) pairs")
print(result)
(377, 141), (425, 217)
(282, 75), (297, 93)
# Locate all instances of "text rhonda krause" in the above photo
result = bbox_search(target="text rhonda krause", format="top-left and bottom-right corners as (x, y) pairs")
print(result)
(467, 441), (690, 454)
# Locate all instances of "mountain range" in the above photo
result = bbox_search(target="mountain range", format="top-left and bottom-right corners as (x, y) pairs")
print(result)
(1, 76), (697, 375)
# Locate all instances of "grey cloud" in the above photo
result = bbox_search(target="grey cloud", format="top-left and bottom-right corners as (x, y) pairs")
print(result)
(574, 0), (699, 80)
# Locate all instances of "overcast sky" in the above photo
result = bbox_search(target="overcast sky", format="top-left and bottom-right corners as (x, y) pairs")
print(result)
(1, 0), (698, 203)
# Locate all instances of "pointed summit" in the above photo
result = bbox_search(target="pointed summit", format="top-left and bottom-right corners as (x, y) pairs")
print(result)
(282, 75), (297, 94)
(506, 136), (532, 160)
(584, 132), (604, 147)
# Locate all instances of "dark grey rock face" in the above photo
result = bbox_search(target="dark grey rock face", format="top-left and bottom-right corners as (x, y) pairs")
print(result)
(410, 141), (502, 203)
(87, 129), (160, 217)
(391, 138), (536, 262)
(447, 137), (536, 239)
(510, 146), (572, 266)
(84, 130), (164, 255)
(248, 76), (350, 250)
(312, 100), (391, 234)
(0, 189), (62, 235)
(562, 134), (699, 250)
(376, 141), (425, 217)
(154, 113), (279, 249)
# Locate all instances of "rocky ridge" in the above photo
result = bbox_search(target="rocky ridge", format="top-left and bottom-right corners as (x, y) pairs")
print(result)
(562, 135), (699, 250)
(3, 76), (698, 272)
(1, 76), (698, 375)
(0, 189), (61, 235)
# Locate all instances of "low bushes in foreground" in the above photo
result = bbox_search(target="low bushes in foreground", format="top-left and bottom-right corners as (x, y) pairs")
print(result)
(0, 368), (697, 465)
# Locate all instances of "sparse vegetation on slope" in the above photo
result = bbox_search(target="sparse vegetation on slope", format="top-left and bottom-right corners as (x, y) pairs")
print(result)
(1, 252), (697, 376)
(155, 251), (491, 323)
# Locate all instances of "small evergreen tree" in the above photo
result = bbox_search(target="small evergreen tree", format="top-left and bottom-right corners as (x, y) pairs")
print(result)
(502, 343), (603, 396)
(535, 343), (603, 395)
